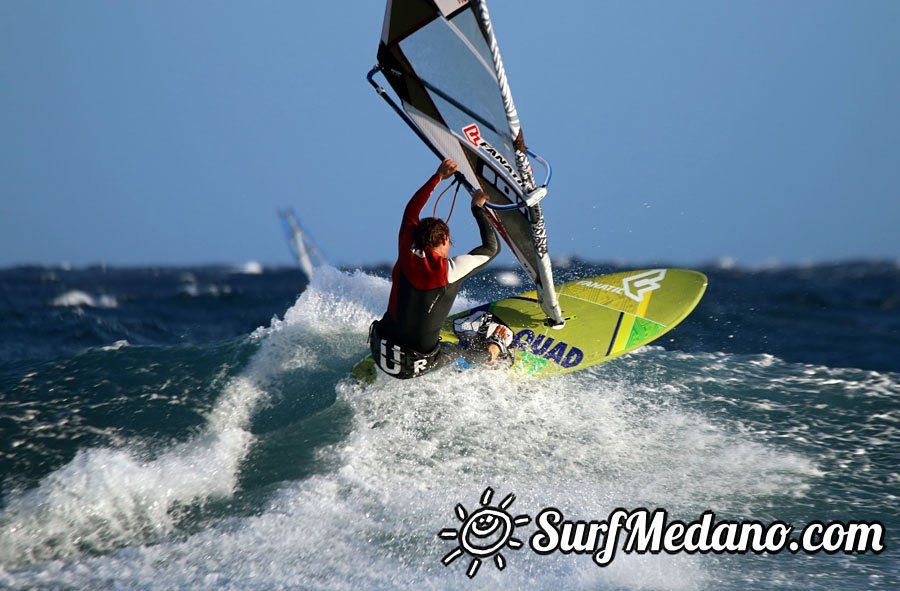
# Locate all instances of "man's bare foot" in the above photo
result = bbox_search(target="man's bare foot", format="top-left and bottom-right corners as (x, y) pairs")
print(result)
(488, 343), (501, 363)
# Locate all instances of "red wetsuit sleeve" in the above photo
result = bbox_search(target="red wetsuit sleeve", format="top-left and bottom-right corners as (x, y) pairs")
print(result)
(398, 174), (442, 254)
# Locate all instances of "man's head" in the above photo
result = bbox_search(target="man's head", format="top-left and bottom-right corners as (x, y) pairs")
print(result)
(414, 217), (450, 257)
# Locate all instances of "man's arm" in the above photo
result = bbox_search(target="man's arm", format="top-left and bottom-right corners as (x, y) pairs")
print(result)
(401, 159), (459, 230)
(446, 189), (499, 283)
(401, 175), (440, 232)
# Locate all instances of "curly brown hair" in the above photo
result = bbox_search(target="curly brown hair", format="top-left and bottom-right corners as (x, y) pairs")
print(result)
(414, 217), (450, 251)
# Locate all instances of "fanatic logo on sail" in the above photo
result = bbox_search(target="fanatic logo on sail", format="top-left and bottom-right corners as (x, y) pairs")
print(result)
(462, 123), (521, 185)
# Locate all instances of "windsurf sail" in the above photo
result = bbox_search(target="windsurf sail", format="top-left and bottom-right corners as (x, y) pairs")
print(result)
(279, 209), (327, 277)
(370, 0), (565, 326)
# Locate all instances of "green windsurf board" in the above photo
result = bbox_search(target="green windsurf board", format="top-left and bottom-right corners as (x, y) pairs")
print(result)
(352, 268), (707, 383)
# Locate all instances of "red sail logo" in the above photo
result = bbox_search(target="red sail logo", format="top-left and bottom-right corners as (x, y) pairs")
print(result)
(463, 124), (482, 146)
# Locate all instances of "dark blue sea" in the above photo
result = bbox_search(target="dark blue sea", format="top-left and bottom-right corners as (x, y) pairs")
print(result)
(1, 261), (897, 590)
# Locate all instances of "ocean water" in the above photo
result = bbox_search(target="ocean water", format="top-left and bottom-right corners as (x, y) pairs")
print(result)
(0, 261), (897, 590)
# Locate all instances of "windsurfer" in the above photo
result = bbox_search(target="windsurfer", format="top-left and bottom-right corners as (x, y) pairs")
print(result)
(369, 158), (513, 379)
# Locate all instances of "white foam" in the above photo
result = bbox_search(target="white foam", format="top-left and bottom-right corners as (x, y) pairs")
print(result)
(0, 266), (383, 568)
(0, 432), (248, 565)
(179, 283), (232, 297)
(234, 261), (264, 275)
(99, 340), (130, 351)
(50, 290), (118, 308)
(496, 270), (522, 287)
(713, 257), (737, 270)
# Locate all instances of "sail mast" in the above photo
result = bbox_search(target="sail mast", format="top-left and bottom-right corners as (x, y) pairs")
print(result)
(473, 0), (535, 192)
(472, 0), (564, 325)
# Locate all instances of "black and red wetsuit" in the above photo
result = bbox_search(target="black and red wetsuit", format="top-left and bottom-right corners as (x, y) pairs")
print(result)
(370, 173), (499, 378)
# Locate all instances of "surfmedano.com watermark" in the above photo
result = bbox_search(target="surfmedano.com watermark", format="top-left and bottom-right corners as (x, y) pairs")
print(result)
(438, 488), (886, 579)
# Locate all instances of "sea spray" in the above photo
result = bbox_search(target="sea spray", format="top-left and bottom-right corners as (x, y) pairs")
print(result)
(0, 266), (387, 567)
(0, 264), (895, 590)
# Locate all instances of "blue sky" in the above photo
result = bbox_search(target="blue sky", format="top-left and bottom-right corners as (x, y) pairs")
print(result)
(1, 0), (898, 269)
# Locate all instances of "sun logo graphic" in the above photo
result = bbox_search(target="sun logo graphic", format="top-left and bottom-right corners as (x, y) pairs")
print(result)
(438, 488), (531, 578)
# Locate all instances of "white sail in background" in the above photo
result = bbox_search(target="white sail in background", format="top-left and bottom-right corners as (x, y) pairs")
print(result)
(279, 209), (326, 277)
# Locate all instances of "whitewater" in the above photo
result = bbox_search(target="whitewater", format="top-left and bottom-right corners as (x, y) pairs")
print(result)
(0, 264), (897, 589)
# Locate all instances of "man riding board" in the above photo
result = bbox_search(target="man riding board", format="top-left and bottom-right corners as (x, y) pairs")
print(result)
(369, 159), (513, 379)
